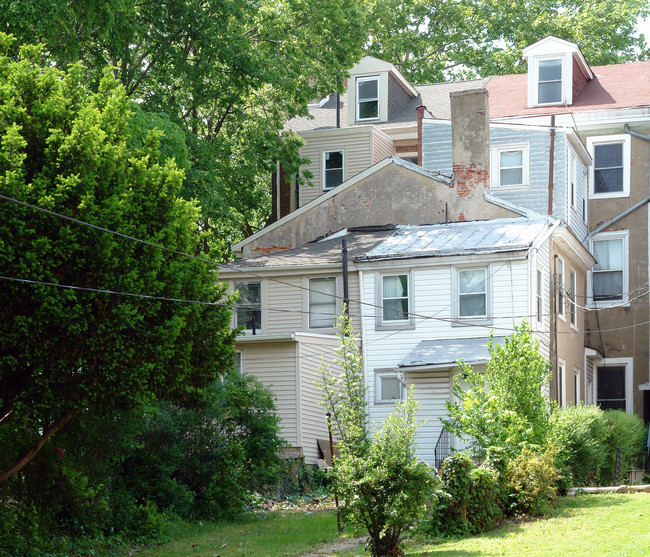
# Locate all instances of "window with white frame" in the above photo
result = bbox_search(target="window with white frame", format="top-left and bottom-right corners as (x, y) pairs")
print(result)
(574, 367), (581, 405)
(308, 277), (337, 329)
(234, 281), (262, 333)
(587, 135), (630, 198)
(537, 58), (563, 104)
(233, 352), (242, 372)
(491, 145), (528, 189)
(556, 257), (565, 319)
(569, 268), (577, 328)
(323, 150), (344, 190)
(375, 371), (404, 403)
(590, 231), (628, 304)
(536, 269), (543, 324)
(356, 75), (379, 121)
(382, 274), (409, 322)
(455, 267), (489, 320)
(558, 359), (566, 407)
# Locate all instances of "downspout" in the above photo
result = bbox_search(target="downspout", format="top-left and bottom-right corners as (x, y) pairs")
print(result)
(342, 239), (350, 317)
(548, 115), (556, 215)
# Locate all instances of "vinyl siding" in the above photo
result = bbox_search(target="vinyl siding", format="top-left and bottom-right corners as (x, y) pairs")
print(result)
(298, 128), (375, 206)
(239, 341), (299, 449)
(422, 121), (588, 239)
(266, 275), (303, 334)
(372, 127), (396, 163)
(297, 335), (343, 463)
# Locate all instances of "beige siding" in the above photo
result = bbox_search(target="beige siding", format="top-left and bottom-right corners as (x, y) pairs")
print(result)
(265, 275), (303, 335)
(239, 341), (299, 449)
(298, 127), (374, 207)
(372, 127), (396, 164)
(297, 335), (343, 463)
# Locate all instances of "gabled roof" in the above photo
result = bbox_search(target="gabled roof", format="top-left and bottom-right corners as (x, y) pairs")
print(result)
(357, 216), (550, 262)
(231, 157), (452, 254)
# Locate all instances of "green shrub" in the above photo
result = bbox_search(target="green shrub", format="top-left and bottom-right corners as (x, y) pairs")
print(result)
(601, 410), (647, 484)
(506, 448), (559, 516)
(425, 452), (504, 536)
(548, 404), (608, 487)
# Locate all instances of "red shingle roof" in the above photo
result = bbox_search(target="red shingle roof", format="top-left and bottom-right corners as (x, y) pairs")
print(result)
(487, 60), (650, 118)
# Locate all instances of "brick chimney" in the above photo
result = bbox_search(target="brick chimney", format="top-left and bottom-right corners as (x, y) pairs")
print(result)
(450, 89), (490, 200)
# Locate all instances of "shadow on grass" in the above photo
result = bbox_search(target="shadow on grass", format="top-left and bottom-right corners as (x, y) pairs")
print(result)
(402, 493), (635, 556)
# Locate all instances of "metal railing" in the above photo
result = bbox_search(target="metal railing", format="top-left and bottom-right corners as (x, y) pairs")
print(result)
(433, 427), (451, 471)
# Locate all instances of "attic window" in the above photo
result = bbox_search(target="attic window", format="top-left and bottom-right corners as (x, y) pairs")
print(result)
(538, 59), (562, 104)
(356, 75), (379, 121)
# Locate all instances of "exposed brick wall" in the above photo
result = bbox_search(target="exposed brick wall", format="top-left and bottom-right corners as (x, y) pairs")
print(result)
(453, 164), (489, 199)
(252, 245), (292, 255)
(395, 144), (417, 154)
(269, 163), (293, 226)
(416, 105), (425, 166)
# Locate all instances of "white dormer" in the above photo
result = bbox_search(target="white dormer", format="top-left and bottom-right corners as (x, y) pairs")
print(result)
(346, 56), (418, 125)
(523, 36), (593, 108)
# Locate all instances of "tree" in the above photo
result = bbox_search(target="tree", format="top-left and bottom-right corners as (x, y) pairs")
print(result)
(365, 0), (650, 83)
(0, 0), (368, 252)
(0, 37), (237, 481)
(318, 315), (433, 557)
(444, 323), (552, 459)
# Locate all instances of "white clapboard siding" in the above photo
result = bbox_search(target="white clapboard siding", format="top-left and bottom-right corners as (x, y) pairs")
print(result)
(372, 127), (396, 164)
(265, 275), (303, 335)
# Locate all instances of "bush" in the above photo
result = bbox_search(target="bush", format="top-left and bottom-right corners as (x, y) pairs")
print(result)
(548, 404), (608, 487)
(601, 410), (647, 484)
(506, 448), (559, 516)
(425, 452), (503, 537)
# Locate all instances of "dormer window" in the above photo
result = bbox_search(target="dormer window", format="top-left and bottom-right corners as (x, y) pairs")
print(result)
(538, 59), (562, 104)
(356, 76), (379, 121)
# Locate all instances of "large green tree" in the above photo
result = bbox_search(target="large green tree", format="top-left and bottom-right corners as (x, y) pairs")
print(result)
(0, 0), (367, 252)
(365, 0), (650, 83)
(0, 36), (236, 481)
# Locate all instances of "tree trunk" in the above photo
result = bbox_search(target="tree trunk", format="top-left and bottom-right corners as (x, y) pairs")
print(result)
(0, 408), (77, 482)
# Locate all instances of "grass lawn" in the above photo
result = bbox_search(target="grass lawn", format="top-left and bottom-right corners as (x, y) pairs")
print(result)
(133, 493), (650, 557)
(133, 509), (350, 557)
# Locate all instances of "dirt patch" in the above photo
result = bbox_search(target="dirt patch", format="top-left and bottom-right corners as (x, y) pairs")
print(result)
(299, 537), (365, 556)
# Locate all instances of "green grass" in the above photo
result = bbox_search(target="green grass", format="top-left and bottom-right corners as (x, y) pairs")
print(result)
(133, 510), (348, 557)
(133, 494), (650, 557)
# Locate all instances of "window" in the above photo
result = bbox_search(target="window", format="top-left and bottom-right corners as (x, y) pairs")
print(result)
(455, 267), (489, 320)
(233, 352), (242, 372)
(323, 150), (344, 190)
(356, 76), (379, 121)
(556, 257), (565, 319)
(590, 231), (628, 305)
(537, 58), (563, 104)
(587, 135), (630, 198)
(309, 277), (337, 329)
(574, 367), (580, 405)
(569, 269), (577, 328)
(597, 365), (627, 411)
(382, 274), (409, 322)
(234, 282), (262, 333)
(376, 371), (404, 403)
(490, 145), (528, 189)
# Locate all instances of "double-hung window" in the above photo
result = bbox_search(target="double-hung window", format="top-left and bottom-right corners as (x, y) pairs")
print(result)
(356, 76), (379, 121)
(490, 145), (528, 189)
(323, 150), (344, 191)
(569, 269), (577, 328)
(455, 267), (489, 321)
(537, 58), (563, 104)
(382, 274), (409, 321)
(587, 135), (630, 198)
(590, 231), (628, 304)
(375, 371), (404, 403)
(309, 277), (337, 329)
(234, 281), (262, 334)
